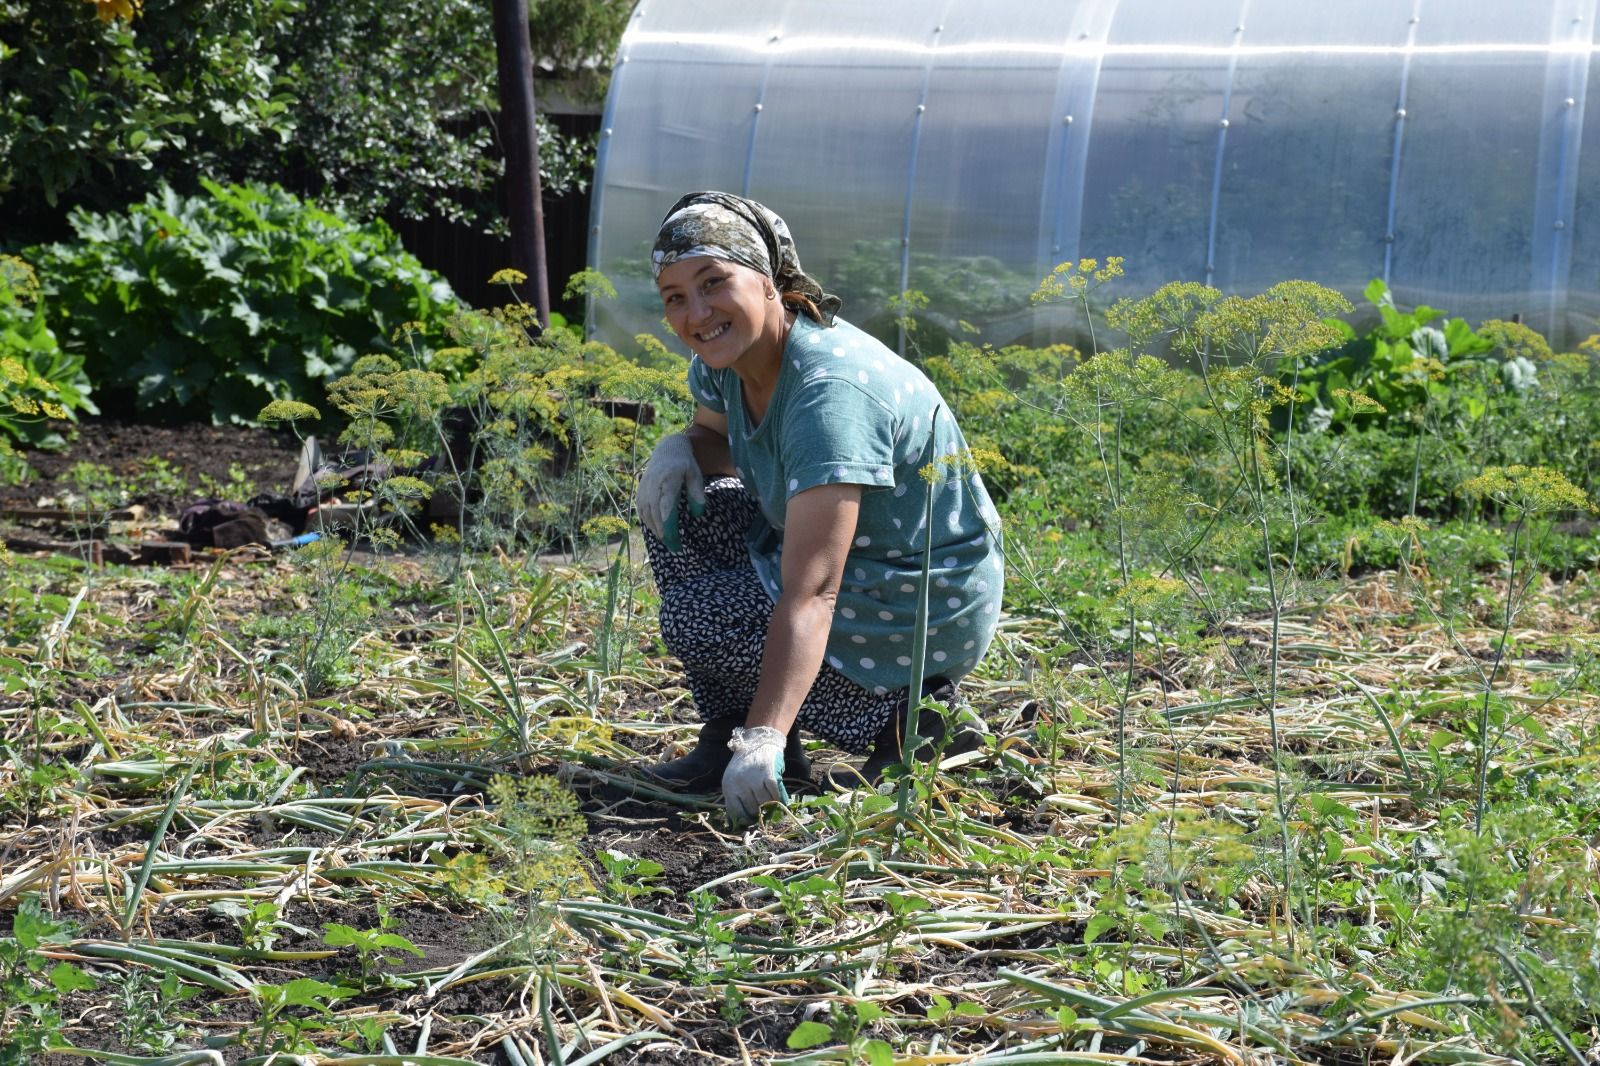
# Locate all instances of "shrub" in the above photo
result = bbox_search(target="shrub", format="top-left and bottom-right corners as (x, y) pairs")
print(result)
(1287, 278), (1494, 435)
(0, 0), (292, 220)
(0, 254), (95, 450)
(30, 180), (458, 423)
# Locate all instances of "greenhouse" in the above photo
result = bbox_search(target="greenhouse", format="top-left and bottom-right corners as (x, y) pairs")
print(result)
(590, 0), (1599, 351)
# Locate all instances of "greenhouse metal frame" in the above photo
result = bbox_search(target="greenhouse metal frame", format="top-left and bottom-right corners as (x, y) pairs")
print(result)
(590, 0), (1598, 353)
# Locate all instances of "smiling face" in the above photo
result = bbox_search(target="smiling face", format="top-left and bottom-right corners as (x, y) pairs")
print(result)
(657, 256), (782, 372)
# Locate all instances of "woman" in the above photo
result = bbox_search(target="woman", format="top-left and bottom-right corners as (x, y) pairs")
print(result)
(635, 191), (1003, 826)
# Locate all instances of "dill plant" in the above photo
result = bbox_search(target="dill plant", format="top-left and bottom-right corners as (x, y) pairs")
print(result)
(1105, 278), (1351, 955)
(477, 769), (593, 1044)
(1457, 465), (1595, 836)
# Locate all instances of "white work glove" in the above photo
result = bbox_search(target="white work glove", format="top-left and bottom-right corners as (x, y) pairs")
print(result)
(722, 726), (788, 827)
(635, 432), (705, 552)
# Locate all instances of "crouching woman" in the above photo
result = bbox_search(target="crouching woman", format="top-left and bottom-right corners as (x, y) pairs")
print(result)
(634, 191), (1003, 826)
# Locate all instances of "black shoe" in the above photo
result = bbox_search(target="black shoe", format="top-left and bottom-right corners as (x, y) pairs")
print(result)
(646, 719), (813, 793)
(645, 718), (738, 792)
(828, 677), (955, 789)
(782, 729), (813, 789)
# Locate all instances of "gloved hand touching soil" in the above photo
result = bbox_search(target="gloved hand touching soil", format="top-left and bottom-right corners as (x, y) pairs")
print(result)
(722, 725), (787, 827)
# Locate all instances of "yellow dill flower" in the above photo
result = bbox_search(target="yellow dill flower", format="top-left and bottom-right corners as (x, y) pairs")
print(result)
(562, 268), (617, 301)
(581, 514), (629, 539)
(488, 267), (528, 287)
(1479, 319), (1554, 362)
(1461, 465), (1595, 515)
(1331, 388), (1386, 414)
(257, 399), (321, 424)
(390, 320), (427, 344)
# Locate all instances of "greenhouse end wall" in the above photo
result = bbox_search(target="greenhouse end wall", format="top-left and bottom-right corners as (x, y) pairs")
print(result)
(589, 0), (1599, 356)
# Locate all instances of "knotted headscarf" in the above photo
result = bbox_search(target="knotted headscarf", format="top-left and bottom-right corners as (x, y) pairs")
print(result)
(651, 191), (841, 325)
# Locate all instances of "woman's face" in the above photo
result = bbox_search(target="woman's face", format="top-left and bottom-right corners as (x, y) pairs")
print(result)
(657, 257), (777, 370)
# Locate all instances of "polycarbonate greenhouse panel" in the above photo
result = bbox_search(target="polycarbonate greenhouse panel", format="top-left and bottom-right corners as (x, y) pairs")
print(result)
(591, 0), (1600, 354)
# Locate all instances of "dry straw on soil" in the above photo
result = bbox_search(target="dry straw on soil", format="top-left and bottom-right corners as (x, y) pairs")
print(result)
(2, 553), (1597, 1065)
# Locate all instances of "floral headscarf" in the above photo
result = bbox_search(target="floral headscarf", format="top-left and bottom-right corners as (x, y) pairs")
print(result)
(651, 191), (841, 325)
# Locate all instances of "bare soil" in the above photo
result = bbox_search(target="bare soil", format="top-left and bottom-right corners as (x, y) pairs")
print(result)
(4, 419), (302, 517)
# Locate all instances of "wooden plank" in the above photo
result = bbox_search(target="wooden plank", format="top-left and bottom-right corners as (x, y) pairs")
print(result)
(2, 505), (144, 523)
(137, 541), (191, 566)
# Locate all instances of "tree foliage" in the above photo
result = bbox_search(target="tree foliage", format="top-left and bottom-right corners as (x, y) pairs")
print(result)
(0, 0), (628, 240)
(0, 0), (294, 214)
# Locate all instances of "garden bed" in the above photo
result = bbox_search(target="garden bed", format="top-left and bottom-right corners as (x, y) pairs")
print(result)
(5, 420), (302, 518)
(3, 536), (1596, 1065)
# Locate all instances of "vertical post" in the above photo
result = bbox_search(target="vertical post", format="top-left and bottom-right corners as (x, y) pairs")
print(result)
(1382, 1), (1423, 288)
(493, 0), (550, 328)
(1202, 4), (1250, 290)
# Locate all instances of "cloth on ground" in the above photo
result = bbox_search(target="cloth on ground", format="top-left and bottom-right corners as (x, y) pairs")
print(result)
(176, 500), (270, 548)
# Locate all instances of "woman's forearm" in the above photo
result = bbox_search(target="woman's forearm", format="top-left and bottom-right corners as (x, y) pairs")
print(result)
(745, 592), (835, 735)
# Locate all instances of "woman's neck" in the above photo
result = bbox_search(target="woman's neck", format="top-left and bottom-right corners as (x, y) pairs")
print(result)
(735, 307), (796, 424)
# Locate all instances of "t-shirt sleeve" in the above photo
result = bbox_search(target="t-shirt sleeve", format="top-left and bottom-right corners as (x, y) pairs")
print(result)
(782, 378), (899, 496)
(686, 357), (727, 414)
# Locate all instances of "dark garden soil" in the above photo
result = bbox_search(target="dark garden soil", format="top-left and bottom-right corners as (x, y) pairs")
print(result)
(4, 418), (303, 517)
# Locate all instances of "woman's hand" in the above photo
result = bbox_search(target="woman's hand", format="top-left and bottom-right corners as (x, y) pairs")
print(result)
(722, 725), (788, 826)
(636, 432), (705, 550)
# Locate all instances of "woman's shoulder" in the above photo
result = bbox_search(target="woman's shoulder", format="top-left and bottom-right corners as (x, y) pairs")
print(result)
(787, 314), (889, 358)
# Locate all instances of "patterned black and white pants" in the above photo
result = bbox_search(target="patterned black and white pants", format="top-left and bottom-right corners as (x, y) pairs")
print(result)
(643, 478), (904, 753)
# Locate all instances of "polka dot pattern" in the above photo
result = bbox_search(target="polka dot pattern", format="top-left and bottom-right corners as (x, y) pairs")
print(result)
(645, 480), (899, 752)
(682, 313), (1003, 695)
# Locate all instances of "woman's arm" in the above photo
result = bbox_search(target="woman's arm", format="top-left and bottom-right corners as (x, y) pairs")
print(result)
(684, 405), (735, 478)
(744, 482), (863, 735)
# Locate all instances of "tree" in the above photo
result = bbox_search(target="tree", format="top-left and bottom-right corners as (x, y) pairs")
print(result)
(493, 0), (549, 326)
(0, 0), (293, 221)
(0, 0), (629, 244)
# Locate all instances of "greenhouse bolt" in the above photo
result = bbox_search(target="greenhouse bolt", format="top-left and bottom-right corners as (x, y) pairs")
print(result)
(1396, 109), (1407, 119)
(754, 103), (763, 112)
(1219, 118), (1230, 128)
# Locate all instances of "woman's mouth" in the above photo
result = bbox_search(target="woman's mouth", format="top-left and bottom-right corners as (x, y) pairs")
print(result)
(697, 322), (731, 343)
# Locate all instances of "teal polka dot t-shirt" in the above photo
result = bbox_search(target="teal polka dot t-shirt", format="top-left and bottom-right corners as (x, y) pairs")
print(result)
(688, 313), (1003, 695)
